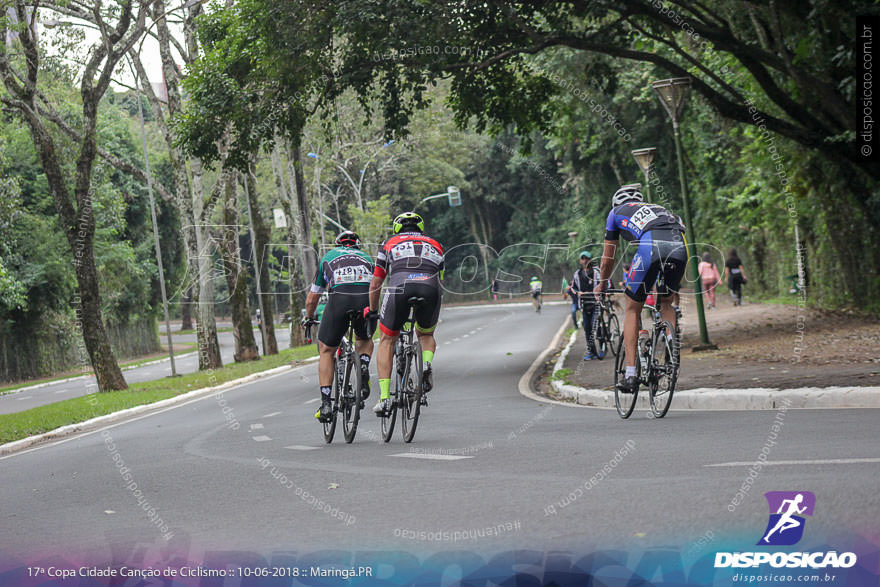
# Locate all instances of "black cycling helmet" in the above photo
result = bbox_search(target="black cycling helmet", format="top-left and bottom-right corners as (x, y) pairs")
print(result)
(611, 184), (644, 207)
(392, 211), (424, 234)
(335, 230), (361, 248)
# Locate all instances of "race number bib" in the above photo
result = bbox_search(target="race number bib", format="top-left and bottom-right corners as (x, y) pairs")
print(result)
(630, 206), (658, 231)
(333, 265), (371, 284)
(420, 243), (443, 264)
(391, 241), (416, 260)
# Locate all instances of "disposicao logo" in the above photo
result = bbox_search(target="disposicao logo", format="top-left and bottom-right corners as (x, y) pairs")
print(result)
(759, 491), (815, 546)
(714, 491), (857, 570)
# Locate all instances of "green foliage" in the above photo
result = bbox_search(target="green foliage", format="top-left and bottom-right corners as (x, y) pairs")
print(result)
(348, 194), (392, 251)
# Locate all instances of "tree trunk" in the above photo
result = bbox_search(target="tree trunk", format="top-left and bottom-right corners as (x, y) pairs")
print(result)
(245, 165), (278, 355)
(287, 141), (317, 282)
(180, 286), (193, 331)
(270, 142), (306, 348)
(154, 0), (222, 370)
(190, 161), (224, 369)
(21, 99), (127, 391)
(220, 175), (259, 361)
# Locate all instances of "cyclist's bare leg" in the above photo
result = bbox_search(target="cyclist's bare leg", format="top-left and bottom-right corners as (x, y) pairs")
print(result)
(624, 295), (644, 368)
(376, 331), (399, 382)
(354, 337), (374, 357)
(318, 342), (337, 387)
(660, 295), (677, 333)
(415, 330), (436, 355)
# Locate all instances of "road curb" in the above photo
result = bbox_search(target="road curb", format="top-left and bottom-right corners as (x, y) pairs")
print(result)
(549, 327), (880, 410)
(0, 356), (319, 457)
(516, 318), (591, 408)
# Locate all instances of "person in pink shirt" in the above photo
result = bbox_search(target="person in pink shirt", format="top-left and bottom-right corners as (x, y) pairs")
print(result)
(697, 252), (721, 308)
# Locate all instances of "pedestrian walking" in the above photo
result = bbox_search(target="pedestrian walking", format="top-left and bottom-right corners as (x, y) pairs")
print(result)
(698, 252), (721, 308)
(724, 248), (748, 306)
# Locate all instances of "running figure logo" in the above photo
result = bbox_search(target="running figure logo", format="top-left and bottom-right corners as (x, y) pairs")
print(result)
(758, 491), (816, 546)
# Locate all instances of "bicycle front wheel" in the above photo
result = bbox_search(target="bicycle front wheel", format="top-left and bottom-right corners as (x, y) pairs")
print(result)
(323, 357), (340, 443)
(648, 321), (678, 418)
(401, 339), (423, 443)
(342, 349), (362, 444)
(613, 336), (638, 419)
(592, 309), (608, 358)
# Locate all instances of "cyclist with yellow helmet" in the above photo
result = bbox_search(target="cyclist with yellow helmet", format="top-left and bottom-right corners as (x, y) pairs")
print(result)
(367, 212), (445, 415)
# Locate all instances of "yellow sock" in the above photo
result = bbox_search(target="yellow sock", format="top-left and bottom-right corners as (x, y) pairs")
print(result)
(379, 378), (390, 400)
(422, 350), (434, 365)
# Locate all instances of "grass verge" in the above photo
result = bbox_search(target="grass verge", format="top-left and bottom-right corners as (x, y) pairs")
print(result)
(0, 344), (317, 446)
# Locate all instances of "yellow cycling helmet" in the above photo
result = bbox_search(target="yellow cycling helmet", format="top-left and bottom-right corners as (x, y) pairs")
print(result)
(392, 211), (425, 233)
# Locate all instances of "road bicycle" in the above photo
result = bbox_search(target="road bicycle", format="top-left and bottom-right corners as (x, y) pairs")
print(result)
(591, 292), (621, 359)
(304, 311), (365, 443)
(610, 277), (680, 419)
(380, 297), (427, 443)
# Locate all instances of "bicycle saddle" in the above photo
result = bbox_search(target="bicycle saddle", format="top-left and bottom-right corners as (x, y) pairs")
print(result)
(407, 296), (426, 306)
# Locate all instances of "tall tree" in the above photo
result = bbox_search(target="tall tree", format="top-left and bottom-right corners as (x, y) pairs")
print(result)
(0, 1), (151, 390)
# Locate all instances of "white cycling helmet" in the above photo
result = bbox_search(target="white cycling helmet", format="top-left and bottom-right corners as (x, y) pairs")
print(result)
(611, 184), (644, 207)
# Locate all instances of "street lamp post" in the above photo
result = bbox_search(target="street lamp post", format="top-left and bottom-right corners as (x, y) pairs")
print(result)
(418, 186), (462, 208)
(130, 58), (177, 376)
(631, 147), (657, 204)
(651, 77), (715, 350)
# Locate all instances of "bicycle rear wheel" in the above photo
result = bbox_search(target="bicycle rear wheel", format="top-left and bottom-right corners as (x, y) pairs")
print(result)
(613, 336), (638, 419)
(608, 314), (621, 357)
(401, 339), (423, 443)
(648, 322), (678, 418)
(323, 357), (340, 443)
(342, 348), (362, 443)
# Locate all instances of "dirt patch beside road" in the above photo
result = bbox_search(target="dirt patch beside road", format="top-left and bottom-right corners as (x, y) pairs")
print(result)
(561, 295), (880, 391)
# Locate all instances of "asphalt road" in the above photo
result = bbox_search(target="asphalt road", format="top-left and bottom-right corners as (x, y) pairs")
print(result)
(2, 302), (878, 563)
(0, 325), (292, 415)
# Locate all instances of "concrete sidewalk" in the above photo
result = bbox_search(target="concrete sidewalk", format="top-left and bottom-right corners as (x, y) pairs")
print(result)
(551, 324), (880, 410)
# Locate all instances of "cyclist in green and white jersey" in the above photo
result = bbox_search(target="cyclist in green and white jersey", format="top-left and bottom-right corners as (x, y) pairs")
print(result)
(303, 231), (377, 422)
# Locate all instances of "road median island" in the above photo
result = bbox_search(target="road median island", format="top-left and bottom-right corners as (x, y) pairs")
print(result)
(0, 342), (199, 396)
(529, 299), (880, 410)
(0, 344), (318, 452)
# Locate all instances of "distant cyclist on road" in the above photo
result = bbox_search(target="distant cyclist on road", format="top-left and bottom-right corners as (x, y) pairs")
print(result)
(303, 231), (375, 423)
(594, 185), (687, 395)
(529, 276), (543, 312)
(367, 212), (444, 415)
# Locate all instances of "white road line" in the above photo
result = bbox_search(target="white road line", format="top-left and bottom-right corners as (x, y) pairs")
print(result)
(263, 411), (282, 418)
(705, 458), (880, 467)
(389, 453), (474, 461)
(54, 389), (70, 395)
(250, 423), (264, 430)
(0, 365), (304, 461)
(305, 398), (320, 404)
(15, 396), (31, 401)
(285, 445), (321, 451)
(252, 435), (272, 442)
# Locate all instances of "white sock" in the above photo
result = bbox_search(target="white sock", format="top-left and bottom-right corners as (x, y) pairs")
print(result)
(667, 334), (673, 342)
(625, 366), (636, 378)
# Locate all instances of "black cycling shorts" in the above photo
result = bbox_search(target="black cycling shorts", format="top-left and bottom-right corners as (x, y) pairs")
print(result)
(379, 281), (441, 336)
(624, 229), (688, 303)
(317, 285), (371, 347)
(531, 289), (542, 299)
